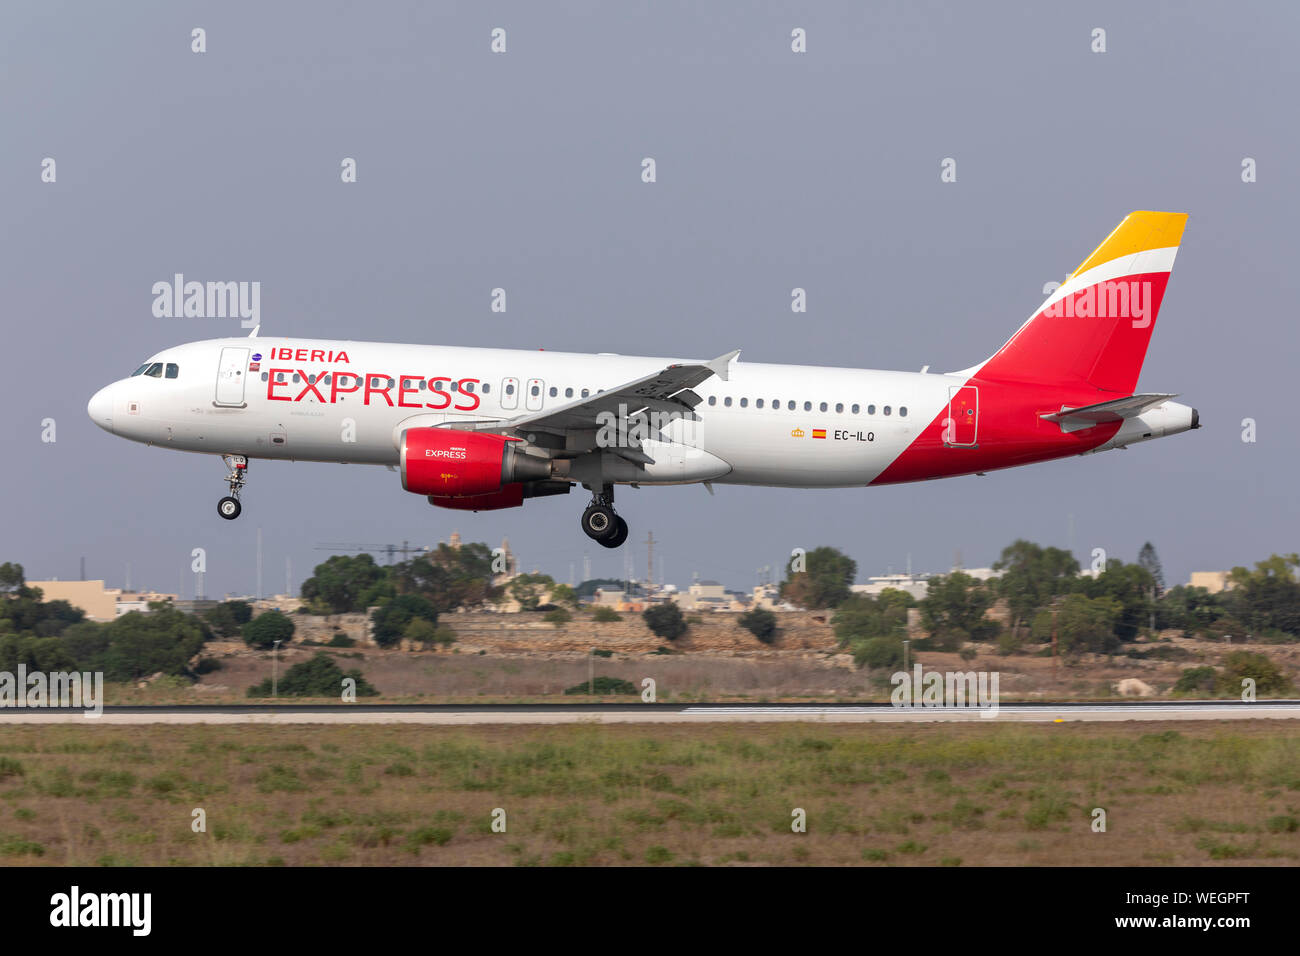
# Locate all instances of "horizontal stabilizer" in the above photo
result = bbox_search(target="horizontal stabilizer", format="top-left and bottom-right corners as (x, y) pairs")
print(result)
(1041, 393), (1178, 429)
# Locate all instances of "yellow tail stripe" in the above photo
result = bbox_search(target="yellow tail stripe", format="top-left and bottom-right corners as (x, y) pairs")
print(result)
(1067, 211), (1188, 281)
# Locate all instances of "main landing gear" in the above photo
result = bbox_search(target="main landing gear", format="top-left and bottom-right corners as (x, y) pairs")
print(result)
(217, 454), (247, 520)
(581, 486), (628, 549)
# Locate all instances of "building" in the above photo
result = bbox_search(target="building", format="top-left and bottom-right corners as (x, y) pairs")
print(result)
(674, 580), (731, 612)
(28, 580), (179, 622)
(1189, 571), (1232, 594)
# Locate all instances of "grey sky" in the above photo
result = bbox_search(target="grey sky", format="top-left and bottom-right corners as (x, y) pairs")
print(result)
(2, 1), (1295, 599)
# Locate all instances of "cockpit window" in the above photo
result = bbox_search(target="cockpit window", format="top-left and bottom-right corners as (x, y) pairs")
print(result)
(165, 363), (179, 379)
(144, 363), (163, 378)
(131, 363), (150, 376)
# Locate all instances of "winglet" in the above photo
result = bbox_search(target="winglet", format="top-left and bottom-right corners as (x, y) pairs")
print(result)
(706, 349), (741, 382)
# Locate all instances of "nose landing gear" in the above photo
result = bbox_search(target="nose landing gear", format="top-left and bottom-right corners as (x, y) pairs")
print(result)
(581, 486), (629, 549)
(217, 454), (247, 520)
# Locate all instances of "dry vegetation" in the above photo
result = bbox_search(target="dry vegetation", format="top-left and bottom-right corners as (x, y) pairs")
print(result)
(0, 721), (1297, 866)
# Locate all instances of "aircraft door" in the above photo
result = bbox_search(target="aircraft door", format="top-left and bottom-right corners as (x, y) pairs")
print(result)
(945, 385), (978, 446)
(215, 347), (250, 407)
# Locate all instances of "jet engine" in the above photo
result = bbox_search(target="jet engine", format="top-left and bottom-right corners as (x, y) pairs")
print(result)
(400, 427), (553, 498)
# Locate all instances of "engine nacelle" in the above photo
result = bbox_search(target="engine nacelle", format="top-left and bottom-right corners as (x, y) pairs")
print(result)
(400, 427), (551, 497)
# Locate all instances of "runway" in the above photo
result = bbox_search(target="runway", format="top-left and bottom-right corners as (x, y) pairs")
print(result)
(4, 700), (1300, 724)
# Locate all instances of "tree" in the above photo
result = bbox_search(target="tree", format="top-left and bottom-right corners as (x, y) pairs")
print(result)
(1030, 593), (1120, 656)
(738, 607), (778, 644)
(1224, 554), (1300, 638)
(370, 593), (437, 648)
(831, 590), (912, 646)
(643, 603), (687, 641)
(247, 652), (378, 697)
(0, 563), (27, 599)
(300, 554), (390, 614)
(203, 599), (253, 638)
(390, 543), (500, 613)
(993, 540), (1079, 635)
(779, 547), (856, 609)
(242, 610), (295, 649)
(95, 607), (209, 681)
(921, 572), (1000, 648)
(1080, 561), (1156, 641)
(508, 573), (555, 612)
(549, 584), (578, 608)
(1137, 542), (1166, 598)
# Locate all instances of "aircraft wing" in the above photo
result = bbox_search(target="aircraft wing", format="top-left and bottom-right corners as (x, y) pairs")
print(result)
(1040, 393), (1178, 427)
(477, 350), (740, 439)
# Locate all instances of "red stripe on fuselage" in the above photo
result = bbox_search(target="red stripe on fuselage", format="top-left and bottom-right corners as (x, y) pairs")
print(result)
(870, 378), (1122, 485)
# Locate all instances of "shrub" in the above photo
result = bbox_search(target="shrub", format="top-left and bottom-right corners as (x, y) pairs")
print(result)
(643, 603), (687, 641)
(544, 608), (572, 627)
(1218, 650), (1293, 695)
(1172, 666), (1218, 696)
(592, 606), (622, 622)
(242, 610), (295, 650)
(564, 676), (638, 696)
(246, 652), (378, 698)
(738, 608), (778, 644)
(371, 594), (437, 648)
(851, 636), (904, 671)
(328, 632), (355, 648)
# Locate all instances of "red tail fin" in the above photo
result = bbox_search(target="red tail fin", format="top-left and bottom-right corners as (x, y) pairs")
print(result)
(975, 211), (1187, 393)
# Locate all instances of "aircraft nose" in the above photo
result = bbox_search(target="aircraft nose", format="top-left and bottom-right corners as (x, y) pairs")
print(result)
(87, 385), (115, 434)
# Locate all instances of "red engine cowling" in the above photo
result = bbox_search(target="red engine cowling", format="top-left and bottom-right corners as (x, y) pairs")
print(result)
(400, 427), (551, 497)
(429, 484), (526, 511)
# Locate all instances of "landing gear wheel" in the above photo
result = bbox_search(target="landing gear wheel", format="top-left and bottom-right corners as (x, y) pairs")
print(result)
(600, 516), (629, 549)
(217, 496), (242, 520)
(581, 504), (617, 541)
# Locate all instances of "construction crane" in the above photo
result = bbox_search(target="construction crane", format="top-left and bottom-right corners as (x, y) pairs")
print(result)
(313, 541), (431, 565)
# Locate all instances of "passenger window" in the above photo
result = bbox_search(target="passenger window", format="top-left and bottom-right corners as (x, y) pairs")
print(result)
(450, 381), (459, 392)
(481, 383), (490, 394)
(418, 380), (426, 390)
(787, 400), (795, 410)
(464, 382), (475, 392)
(293, 374), (301, 384)
(819, 402), (828, 412)
(900, 407), (907, 417)
(851, 404), (860, 414)
(756, 399), (764, 409)
(724, 397), (732, 407)
(530, 385), (539, 396)
(581, 389), (590, 398)
(565, 387), (573, 398)
(505, 383), (515, 395)
(708, 396), (716, 406)
(835, 403), (843, 413)
(867, 404), (876, 415)
(740, 398), (748, 408)
(549, 387), (558, 397)
(803, 401), (811, 411)
(884, 406), (892, 416)
(165, 363), (179, 379)
(261, 372), (268, 382)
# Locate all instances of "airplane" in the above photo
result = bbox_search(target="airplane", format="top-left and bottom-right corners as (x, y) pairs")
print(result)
(88, 211), (1198, 549)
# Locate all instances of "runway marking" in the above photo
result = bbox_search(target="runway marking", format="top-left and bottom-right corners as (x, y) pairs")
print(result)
(2, 703), (1299, 725)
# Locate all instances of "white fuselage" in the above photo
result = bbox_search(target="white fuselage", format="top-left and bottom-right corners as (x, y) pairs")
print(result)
(88, 337), (953, 488)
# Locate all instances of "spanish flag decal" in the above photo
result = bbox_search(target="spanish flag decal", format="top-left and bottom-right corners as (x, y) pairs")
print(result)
(812, 428), (826, 439)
